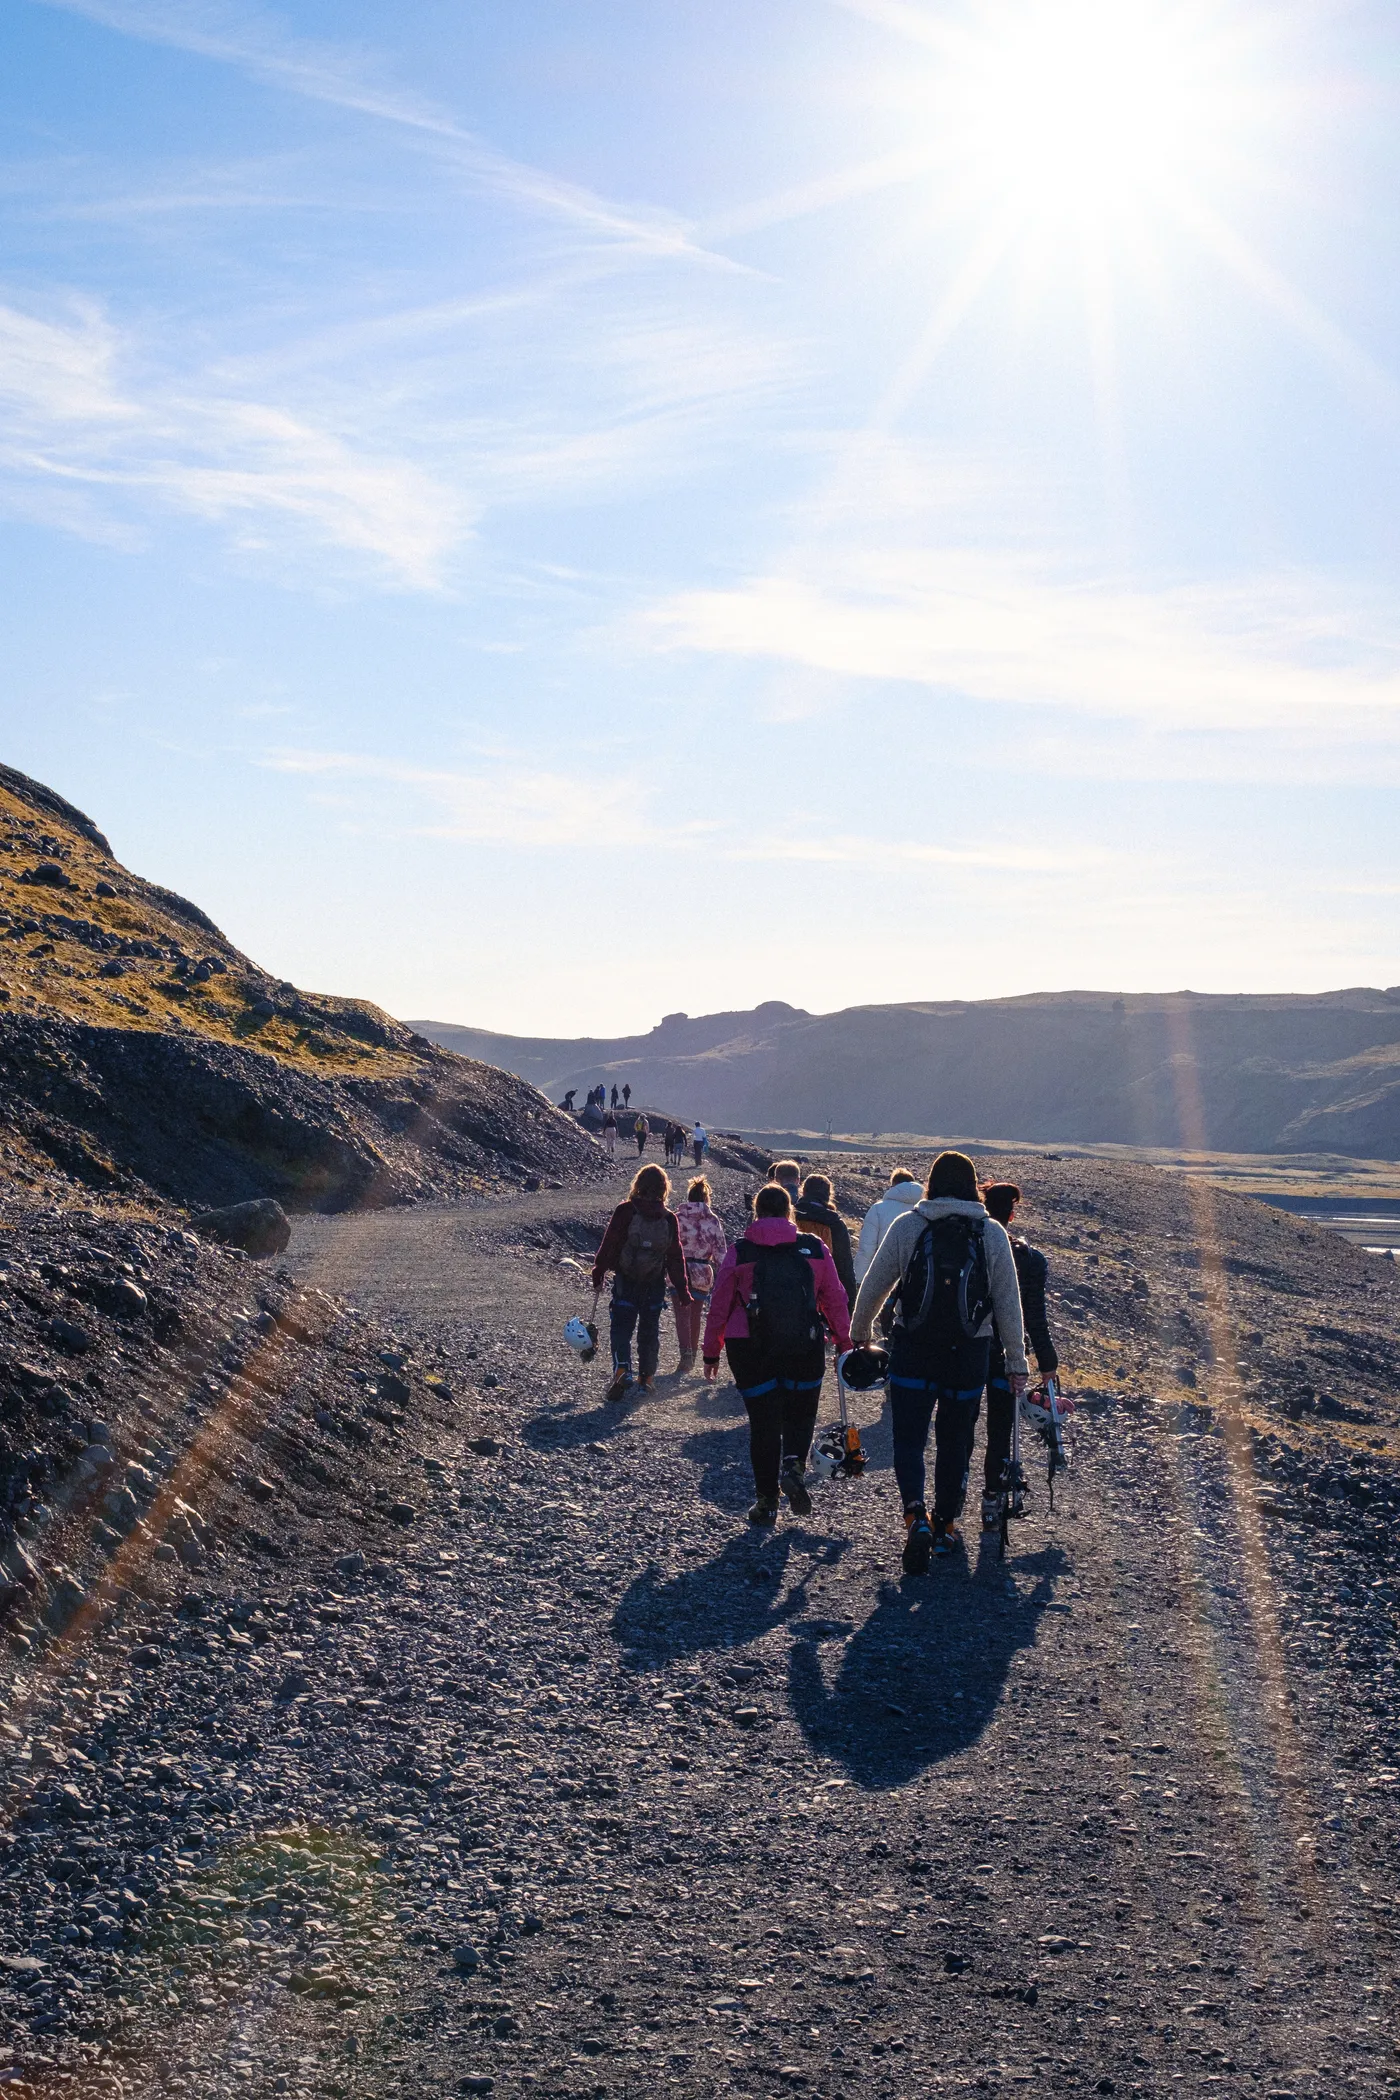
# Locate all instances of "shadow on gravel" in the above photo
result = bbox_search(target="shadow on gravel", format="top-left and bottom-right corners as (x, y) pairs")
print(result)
(520, 1396), (635, 1449)
(679, 1421), (751, 1507)
(787, 1545), (1067, 1790)
(613, 1530), (851, 1669)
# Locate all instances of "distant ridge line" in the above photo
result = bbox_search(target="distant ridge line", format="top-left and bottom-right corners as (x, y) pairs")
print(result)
(412, 987), (1400, 1160)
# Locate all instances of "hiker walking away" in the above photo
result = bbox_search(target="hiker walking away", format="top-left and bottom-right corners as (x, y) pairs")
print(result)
(602, 1109), (617, 1158)
(794, 1172), (857, 1308)
(611, 1084), (620, 1110)
(591, 1164), (691, 1400)
(691, 1121), (707, 1168)
(634, 1113), (650, 1157)
(622, 1083), (632, 1109)
(979, 1182), (1059, 1530)
(674, 1175), (726, 1375)
(849, 1150), (1027, 1570)
(854, 1167), (924, 1282)
(703, 1182), (852, 1525)
(770, 1159), (802, 1204)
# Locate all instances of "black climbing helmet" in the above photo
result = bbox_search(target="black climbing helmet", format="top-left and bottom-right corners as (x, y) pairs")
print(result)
(837, 1346), (889, 1391)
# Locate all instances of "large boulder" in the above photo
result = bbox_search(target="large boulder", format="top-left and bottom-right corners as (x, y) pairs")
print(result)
(191, 1198), (291, 1258)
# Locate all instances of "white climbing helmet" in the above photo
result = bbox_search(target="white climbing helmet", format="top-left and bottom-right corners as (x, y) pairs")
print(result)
(564, 1316), (598, 1363)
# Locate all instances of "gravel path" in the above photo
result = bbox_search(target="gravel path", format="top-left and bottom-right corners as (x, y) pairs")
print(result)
(274, 1165), (1397, 2099)
(1, 1157), (1395, 2099)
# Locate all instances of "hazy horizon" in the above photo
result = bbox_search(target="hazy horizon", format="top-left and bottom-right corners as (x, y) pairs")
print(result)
(4, 2), (1400, 1035)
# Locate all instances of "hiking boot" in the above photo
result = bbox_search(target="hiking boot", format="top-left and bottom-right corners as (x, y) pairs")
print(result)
(779, 1459), (812, 1516)
(901, 1505), (933, 1575)
(639, 1374), (656, 1393)
(981, 1492), (1001, 1531)
(933, 1520), (962, 1557)
(676, 1352), (697, 1377)
(748, 1496), (778, 1526)
(605, 1366), (631, 1402)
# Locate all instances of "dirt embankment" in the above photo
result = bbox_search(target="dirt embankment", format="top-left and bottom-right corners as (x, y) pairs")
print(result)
(0, 764), (605, 1211)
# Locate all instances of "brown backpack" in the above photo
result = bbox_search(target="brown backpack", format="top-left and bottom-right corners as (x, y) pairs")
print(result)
(617, 1208), (670, 1289)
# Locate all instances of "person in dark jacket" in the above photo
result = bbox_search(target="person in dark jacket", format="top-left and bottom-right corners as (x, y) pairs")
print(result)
(980, 1181), (1060, 1527)
(793, 1173), (857, 1308)
(591, 1164), (691, 1400)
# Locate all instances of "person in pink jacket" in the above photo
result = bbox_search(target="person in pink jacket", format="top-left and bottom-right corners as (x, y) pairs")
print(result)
(672, 1176), (727, 1376)
(703, 1181), (852, 1525)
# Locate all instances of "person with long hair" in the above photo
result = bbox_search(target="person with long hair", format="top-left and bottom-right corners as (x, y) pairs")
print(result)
(703, 1182), (852, 1524)
(793, 1172), (857, 1308)
(672, 1175), (726, 1375)
(591, 1163), (691, 1400)
(849, 1150), (1027, 1570)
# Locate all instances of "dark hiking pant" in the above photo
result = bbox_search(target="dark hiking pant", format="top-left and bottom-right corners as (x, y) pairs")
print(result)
(889, 1379), (986, 1522)
(610, 1284), (665, 1382)
(984, 1375), (1016, 1493)
(725, 1338), (825, 1500)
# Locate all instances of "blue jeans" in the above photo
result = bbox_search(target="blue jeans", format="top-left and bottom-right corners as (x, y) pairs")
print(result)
(609, 1284), (666, 1382)
(889, 1380), (985, 1522)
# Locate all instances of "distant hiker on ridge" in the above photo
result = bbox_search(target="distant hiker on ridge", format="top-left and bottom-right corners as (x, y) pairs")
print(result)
(622, 1084), (632, 1109)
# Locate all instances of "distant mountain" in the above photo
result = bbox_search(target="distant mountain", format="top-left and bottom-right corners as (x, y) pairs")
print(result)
(411, 990), (1400, 1158)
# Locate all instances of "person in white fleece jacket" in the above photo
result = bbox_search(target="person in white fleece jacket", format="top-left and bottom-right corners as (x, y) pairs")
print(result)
(849, 1149), (1028, 1570)
(853, 1167), (925, 1283)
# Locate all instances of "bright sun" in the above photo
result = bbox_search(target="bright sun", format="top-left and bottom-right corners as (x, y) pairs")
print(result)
(941, 0), (1234, 238)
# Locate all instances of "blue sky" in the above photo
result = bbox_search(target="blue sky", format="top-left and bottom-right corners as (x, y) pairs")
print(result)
(3, 0), (1399, 1033)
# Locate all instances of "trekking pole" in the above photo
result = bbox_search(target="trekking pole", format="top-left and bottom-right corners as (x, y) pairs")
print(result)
(1000, 1384), (1026, 1560)
(1045, 1376), (1067, 1511)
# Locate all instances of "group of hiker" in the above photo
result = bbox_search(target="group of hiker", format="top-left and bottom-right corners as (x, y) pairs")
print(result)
(586, 1150), (1060, 1573)
(560, 1082), (632, 1115)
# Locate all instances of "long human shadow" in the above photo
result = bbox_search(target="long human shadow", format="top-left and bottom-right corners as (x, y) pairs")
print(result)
(613, 1528), (852, 1673)
(786, 1539), (1067, 1790)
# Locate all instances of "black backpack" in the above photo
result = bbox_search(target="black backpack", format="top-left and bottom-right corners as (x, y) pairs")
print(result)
(738, 1235), (822, 1354)
(897, 1214), (992, 1346)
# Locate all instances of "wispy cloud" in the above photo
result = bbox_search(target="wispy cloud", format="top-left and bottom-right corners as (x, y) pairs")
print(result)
(0, 297), (465, 583)
(731, 832), (1100, 873)
(261, 749), (651, 849)
(636, 550), (1400, 734)
(30, 0), (725, 263)
(260, 746), (1107, 877)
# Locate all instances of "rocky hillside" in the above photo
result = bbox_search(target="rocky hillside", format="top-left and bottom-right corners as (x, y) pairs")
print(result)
(416, 988), (1400, 1157)
(0, 765), (602, 1211)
